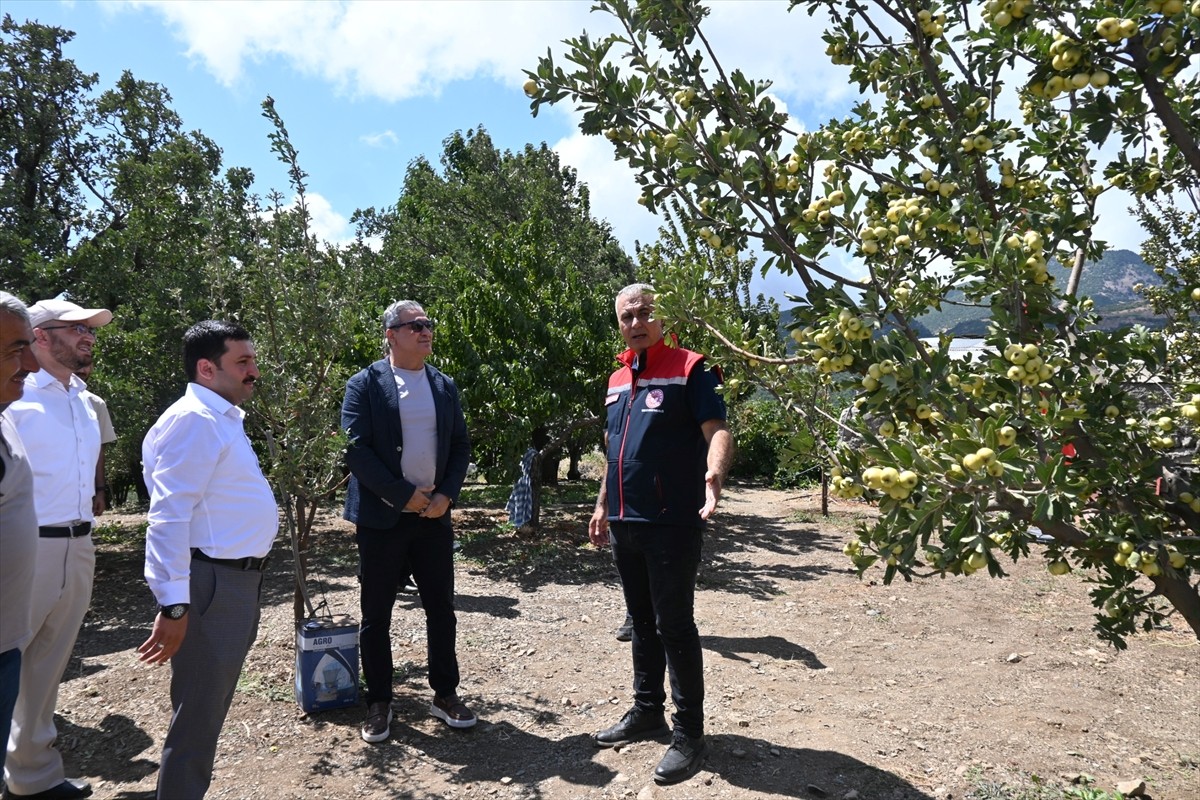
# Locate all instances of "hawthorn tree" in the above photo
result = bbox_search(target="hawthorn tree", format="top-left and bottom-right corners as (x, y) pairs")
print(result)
(635, 202), (780, 388)
(200, 98), (365, 620)
(527, 0), (1200, 645)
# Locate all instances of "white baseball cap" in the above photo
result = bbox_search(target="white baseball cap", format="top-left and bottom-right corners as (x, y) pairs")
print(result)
(28, 299), (113, 330)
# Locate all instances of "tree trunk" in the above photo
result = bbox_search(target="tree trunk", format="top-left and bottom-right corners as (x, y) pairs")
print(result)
(1065, 247), (1085, 298)
(289, 494), (315, 622)
(821, 467), (829, 517)
(540, 450), (560, 486)
(567, 442), (583, 481)
(520, 450), (545, 535)
(1151, 571), (1200, 643)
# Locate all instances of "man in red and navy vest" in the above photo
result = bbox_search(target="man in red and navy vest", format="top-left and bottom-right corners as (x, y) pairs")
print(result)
(588, 283), (734, 786)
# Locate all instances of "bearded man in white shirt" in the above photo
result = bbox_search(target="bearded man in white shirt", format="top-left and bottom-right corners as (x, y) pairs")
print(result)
(137, 320), (278, 800)
(4, 298), (113, 800)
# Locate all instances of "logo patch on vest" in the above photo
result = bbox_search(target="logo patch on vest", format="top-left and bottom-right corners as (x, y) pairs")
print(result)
(645, 388), (664, 409)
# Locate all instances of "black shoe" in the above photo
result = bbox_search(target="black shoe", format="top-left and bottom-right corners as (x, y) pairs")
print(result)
(654, 731), (710, 785)
(399, 577), (419, 595)
(592, 706), (670, 748)
(614, 613), (633, 642)
(3, 779), (93, 799)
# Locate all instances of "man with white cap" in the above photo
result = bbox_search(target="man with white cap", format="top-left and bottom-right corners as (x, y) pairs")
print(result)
(3, 298), (113, 800)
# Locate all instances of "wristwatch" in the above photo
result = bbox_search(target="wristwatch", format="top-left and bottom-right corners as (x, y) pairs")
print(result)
(160, 603), (190, 620)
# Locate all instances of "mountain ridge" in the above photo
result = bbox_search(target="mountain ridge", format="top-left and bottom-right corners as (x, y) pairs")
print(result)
(918, 248), (1163, 335)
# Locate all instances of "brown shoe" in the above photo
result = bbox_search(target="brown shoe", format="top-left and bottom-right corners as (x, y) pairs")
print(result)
(430, 694), (477, 729)
(361, 701), (392, 743)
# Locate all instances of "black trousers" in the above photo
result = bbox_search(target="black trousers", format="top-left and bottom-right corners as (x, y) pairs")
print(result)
(610, 521), (704, 738)
(356, 515), (459, 704)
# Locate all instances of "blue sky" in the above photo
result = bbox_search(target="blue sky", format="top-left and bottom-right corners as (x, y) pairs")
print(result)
(4, 1), (1149, 302)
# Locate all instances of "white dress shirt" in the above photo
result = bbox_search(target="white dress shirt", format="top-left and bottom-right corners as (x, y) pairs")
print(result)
(6, 370), (100, 526)
(142, 383), (278, 606)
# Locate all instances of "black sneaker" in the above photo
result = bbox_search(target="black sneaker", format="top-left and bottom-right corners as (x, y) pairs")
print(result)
(361, 701), (393, 743)
(654, 730), (710, 785)
(614, 613), (633, 642)
(592, 706), (670, 748)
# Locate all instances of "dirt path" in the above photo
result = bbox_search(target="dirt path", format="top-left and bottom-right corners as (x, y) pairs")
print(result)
(53, 485), (1200, 799)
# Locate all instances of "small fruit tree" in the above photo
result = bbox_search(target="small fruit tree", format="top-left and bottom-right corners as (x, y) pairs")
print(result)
(525, 0), (1200, 646)
(209, 99), (362, 622)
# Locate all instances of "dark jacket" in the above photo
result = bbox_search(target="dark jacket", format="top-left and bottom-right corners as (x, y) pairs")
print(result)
(342, 359), (471, 530)
(602, 337), (724, 528)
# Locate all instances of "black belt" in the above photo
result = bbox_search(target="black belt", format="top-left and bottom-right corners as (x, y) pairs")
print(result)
(191, 548), (270, 572)
(39, 522), (92, 538)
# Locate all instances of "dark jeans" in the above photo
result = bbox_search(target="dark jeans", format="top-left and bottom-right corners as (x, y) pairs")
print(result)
(357, 515), (459, 704)
(610, 521), (704, 738)
(0, 647), (20, 775)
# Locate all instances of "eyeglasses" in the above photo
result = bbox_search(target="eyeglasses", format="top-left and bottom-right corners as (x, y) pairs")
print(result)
(389, 319), (435, 333)
(41, 323), (98, 337)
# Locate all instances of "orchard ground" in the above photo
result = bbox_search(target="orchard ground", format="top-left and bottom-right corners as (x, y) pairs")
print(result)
(54, 483), (1198, 800)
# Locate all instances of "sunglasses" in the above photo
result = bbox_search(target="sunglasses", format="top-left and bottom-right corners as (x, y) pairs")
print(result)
(389, 319), (435, 333)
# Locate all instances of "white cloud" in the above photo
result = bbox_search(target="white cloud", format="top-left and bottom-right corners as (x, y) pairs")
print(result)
(116, 0), (1150, 293)
(360, 129), (398, 148)
(255, 191), (351, 247)
(702, 2), (852, 117)
(113, 0), (853, 260)
(551, 124), (661, 253)
(123, 1), (845, 111)
(125, 0), (602, 98)
(299, 192), (352, 245)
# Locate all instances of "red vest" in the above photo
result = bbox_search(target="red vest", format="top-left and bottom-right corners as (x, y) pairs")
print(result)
(603, 338), (712, 527)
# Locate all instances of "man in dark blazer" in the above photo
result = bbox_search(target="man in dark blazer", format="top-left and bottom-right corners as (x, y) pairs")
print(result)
(341, 299), (474, 744)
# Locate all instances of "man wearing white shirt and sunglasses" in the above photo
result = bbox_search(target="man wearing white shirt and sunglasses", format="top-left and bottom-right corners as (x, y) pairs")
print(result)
(342, 300), (474, 743)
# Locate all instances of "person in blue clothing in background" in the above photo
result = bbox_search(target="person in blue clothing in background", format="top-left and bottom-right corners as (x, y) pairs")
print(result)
(587, 283), (734, 786)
